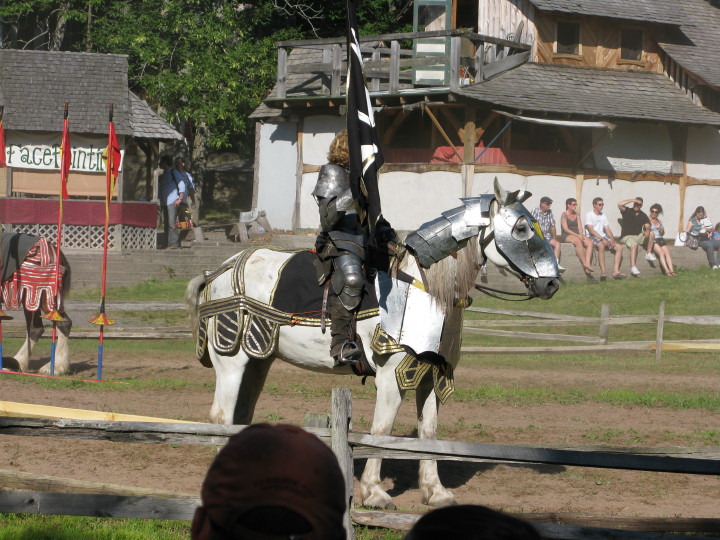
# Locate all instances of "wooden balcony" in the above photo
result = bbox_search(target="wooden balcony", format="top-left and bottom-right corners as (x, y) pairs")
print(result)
(271, 29), (531, 102)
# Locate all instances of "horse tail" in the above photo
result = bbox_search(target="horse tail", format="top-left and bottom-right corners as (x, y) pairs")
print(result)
(184, 274), (205, 336)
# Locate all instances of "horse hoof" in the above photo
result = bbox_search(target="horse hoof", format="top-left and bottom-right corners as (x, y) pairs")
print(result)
(362, 492), (395, 510)
(423, 488), (456, 508)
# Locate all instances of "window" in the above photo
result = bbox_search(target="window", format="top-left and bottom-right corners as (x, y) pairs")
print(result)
(556, 21), (580, 55)
(620, 29), (643, 61)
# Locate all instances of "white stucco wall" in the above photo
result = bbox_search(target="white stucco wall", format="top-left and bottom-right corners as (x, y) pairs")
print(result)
(686, 126), (720, 180)
(255, 121), (298, 230)
(590, 123), (673, 173)
(380, 171), (464, 230)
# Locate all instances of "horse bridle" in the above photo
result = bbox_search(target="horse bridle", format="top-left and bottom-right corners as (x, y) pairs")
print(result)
(475, 223), (534, 302)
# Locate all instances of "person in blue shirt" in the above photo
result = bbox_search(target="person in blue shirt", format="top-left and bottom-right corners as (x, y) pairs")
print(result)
(159, 155), (186, 249)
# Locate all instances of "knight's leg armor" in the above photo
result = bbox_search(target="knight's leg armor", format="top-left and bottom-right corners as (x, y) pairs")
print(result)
(330, 253), (366, 365)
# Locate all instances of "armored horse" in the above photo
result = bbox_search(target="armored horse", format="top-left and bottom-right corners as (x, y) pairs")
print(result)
(0, 232), (72, 375)
(185, 180), (560, 508)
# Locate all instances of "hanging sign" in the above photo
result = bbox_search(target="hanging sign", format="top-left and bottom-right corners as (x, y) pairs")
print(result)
(2, 131), (124, 173)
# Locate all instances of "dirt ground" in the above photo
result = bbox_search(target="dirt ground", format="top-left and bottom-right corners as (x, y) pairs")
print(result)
(1, 346), (718, 521)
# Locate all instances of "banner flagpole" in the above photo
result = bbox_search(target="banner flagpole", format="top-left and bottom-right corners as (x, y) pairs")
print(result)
(43, 103), (71, 376)
(0, 105), (12, 371)
(88, 104), (119, 381)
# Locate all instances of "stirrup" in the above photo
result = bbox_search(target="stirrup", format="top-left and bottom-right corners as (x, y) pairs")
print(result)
(335, 341), (362, 365)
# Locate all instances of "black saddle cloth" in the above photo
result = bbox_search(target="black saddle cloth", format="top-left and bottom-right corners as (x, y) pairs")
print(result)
(1, 232), (41, 283)
(271, 250), (378, 316)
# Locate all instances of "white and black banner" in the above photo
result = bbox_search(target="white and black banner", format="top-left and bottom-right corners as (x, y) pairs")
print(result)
(346, 0), (384, 234)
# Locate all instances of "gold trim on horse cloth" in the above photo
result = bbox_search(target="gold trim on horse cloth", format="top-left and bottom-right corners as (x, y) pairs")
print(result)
(196, 285), (212, 367)
(197, 247), (379, 362)
(395, 354), (455, 404)
(242, 314), (280, 359)
(370, 324), (405, 356)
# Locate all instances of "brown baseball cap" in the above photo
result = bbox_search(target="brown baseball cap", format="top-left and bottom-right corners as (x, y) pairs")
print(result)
(201, 423), (347, 540)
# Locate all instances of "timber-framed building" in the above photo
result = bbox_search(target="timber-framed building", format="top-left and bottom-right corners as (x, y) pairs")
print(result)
(0, 49), (182, 250)
(250, 0), (720, 235)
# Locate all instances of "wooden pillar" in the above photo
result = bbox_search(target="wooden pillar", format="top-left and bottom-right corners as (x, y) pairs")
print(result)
(678, 163), (688, 233)
(462, 106), (477, 197)
(575, 173), (584, 213)
(331, 388), (354, 540)
(291, 118), (304, 232)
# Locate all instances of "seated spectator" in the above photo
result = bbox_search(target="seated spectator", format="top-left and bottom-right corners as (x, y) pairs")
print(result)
(403, 504), (540, 540)
(646, 204), (676, 276)
(531, 196), (565, 272)
(617, 197), (654, 277)
(560, 198), (594, 278)
(191, 423), (347, 540)
(585, 197), (625, 279)
(685, 206), (719, 268)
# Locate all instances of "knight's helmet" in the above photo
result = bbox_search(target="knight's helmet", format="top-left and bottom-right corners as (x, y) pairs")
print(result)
(312, 164), (355, 231)
(404, 195), (493, 268)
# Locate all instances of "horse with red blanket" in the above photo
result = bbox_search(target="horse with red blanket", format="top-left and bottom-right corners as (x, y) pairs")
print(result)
(1, 233), (72, 375)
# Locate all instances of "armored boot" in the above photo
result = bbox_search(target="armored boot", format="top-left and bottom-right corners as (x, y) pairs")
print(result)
(329, 299), (366, 366)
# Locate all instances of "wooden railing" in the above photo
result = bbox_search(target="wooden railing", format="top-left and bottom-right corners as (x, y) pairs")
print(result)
(273, 29), (531, 99)
(1, 388), (719, 539)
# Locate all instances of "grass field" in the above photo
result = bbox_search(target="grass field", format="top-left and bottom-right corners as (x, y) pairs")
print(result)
(1, 267), (718, 539)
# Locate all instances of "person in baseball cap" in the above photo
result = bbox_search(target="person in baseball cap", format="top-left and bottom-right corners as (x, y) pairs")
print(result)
(191, 423), (347, 540)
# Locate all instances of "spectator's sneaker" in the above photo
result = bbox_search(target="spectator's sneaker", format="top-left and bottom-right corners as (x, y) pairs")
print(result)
(645, 253), (657, 261)
(713, 265), (720, 270)
(630, 266), (640, 276)
(558, 265), (566, 273)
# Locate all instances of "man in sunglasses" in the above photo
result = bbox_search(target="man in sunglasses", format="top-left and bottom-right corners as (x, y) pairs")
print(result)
(617, 197), (655, 276)
(585, 197), (625, 279)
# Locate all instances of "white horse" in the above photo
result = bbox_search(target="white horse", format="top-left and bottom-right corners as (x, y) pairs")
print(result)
(1, 232), (72, 375)
(185, 181), (559, 508)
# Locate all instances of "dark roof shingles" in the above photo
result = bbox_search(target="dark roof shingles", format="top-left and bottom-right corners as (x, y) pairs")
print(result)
(457, 63), (720, 126)
(527, 0), (686, 25)
(0, 49), (131, 135)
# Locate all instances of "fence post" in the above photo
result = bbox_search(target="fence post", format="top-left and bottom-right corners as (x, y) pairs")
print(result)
(656, 301), (666, 362)
(599, 304), (610, 344)
(332, 387), (354, 540)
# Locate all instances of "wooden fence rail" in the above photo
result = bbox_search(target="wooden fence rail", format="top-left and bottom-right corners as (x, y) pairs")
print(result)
(461, 303), (720, 358)
(1, 388), (719, 539)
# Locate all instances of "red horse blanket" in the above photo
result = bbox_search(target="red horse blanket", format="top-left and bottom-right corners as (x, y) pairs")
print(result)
(2, 236), (65, 312)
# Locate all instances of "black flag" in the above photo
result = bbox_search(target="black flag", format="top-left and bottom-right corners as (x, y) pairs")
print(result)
(346, 0), (384, 235)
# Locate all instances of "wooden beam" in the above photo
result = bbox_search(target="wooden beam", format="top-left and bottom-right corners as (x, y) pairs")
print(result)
(424, 105), (462, 161)
(0, 402), (202, 423)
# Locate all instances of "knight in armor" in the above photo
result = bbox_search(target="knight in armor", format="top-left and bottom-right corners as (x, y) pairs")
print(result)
(313, 131), (368, 366)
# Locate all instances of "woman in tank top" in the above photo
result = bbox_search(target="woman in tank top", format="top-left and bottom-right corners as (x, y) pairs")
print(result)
(560, 198), (595, 278)
(646, 203), (675, 275)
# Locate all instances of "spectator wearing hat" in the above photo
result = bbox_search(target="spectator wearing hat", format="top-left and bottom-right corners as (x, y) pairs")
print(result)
(531, 196), (564, 272)
(192, 423), (347, 540)
(617, 197), (654, 276)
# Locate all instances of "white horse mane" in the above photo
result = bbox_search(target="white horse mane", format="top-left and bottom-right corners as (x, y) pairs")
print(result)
(399, 237), (480, 314)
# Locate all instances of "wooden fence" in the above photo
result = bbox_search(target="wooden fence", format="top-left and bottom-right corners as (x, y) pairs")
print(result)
(1, 388), (719, 539)
(462, 302), (720, 361)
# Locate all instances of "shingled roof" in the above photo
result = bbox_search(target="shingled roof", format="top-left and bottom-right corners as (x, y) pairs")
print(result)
(0, 49), (180, 140)
(657, 0), (720, 89)
(456, 63), (720, 126)
(527, 0), (685, 26)
(130, 92), (183, 140)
